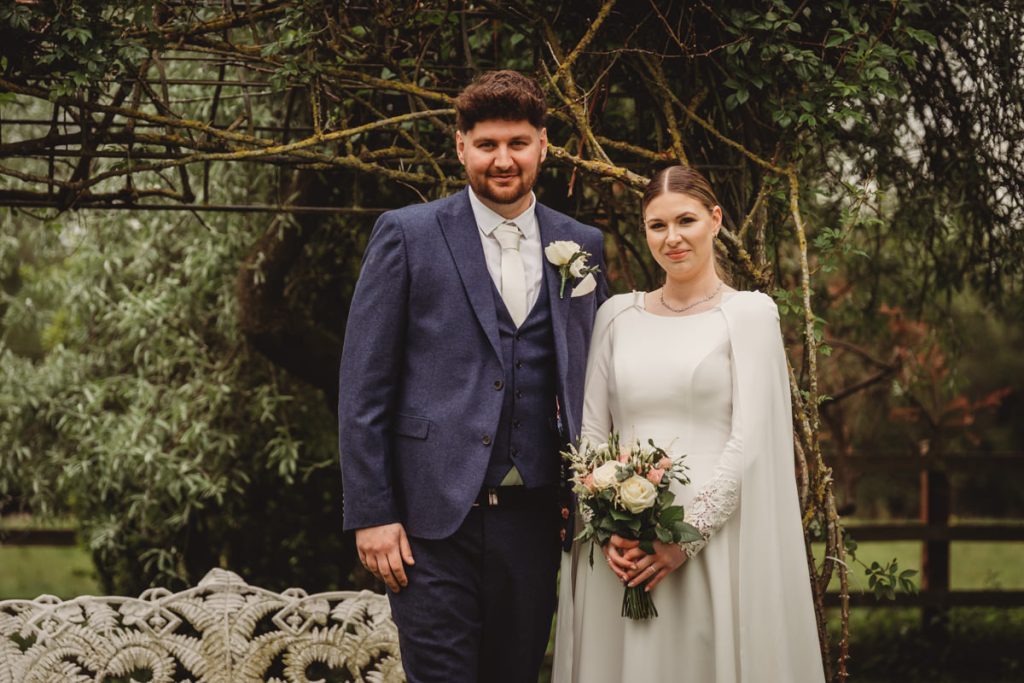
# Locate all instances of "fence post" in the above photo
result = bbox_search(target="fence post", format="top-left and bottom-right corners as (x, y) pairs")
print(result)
(919, 441), (950, 637)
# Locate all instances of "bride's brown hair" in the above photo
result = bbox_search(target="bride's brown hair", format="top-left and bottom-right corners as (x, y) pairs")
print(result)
(641, 165), (729, 282)
(641, 165), (721, 217)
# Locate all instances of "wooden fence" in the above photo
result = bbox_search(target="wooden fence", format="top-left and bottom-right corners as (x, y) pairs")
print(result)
(824, 452), (1024, 609)
(4, 452), (1024, 610)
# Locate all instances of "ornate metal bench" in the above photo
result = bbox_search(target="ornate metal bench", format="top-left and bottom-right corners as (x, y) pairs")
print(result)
(0, 568), (405, 682)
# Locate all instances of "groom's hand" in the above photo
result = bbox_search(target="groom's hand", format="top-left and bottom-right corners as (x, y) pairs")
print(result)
(355, 523), (415, 593)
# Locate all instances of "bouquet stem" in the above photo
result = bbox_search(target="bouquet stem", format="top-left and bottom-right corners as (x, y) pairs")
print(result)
(621, 584), (658, 620)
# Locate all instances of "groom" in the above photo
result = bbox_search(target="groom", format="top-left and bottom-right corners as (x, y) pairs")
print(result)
(338, 70), (607, 683)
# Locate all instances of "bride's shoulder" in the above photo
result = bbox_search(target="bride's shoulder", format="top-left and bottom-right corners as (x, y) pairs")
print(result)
(721, 289), (780, 324)
(595, 292), (643, 326)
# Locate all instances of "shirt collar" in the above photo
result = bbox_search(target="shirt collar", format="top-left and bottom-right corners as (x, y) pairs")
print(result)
(467, 187), (537, 239)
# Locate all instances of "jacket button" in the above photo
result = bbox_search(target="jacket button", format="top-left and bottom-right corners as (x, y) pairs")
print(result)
(482, 434), (492, 445)
(515, 390), (524, 399)
(515, 360), (524, 369)
(494, 379), (504, 390)
(511, 447), (519, 456)
(512, 419), (521, 429)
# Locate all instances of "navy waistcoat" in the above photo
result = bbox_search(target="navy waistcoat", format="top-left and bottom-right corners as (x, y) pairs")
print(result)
(484, 283), (561, 487)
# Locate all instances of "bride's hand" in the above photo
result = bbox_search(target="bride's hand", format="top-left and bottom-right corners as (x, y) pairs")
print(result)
(624, 541), (687, 592)
(602, 534), (642, 581)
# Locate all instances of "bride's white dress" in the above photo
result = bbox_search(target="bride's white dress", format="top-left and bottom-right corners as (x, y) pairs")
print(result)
(552, 291), (825, 683)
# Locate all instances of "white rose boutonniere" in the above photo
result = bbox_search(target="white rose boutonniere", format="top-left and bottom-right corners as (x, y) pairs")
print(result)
(544, 240), (600, 298)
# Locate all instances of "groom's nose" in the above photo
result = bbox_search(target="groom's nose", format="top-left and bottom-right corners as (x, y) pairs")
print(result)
(493, 146), (514, 168)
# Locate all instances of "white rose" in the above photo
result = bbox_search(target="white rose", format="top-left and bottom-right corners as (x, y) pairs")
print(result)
(591, 461), (621, 491)
(568, 257), (587, 278)
(544, 240), (580, 266)
(619, 475), (658, 513)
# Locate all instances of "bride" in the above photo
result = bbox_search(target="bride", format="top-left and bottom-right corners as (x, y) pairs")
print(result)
(552, 166), (825, 682)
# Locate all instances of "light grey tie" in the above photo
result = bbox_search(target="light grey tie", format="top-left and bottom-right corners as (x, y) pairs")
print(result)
(493, 221), (528, 327)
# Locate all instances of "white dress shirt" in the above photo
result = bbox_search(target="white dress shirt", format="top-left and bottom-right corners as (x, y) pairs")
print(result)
(468, 187), (544, 314)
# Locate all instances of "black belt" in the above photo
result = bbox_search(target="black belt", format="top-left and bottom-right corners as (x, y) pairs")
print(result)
(472, 485), (559, 508)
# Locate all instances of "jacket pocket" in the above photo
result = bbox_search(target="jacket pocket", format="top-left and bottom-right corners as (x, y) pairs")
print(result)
(394, 413), (431, 440)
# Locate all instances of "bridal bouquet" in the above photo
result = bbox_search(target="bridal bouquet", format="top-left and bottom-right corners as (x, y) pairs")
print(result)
(563, 433), (702, 619)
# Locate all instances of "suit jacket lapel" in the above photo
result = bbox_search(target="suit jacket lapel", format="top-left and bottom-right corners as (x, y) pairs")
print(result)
(537, 203), (572, 389)
(438, 189), (503, 363)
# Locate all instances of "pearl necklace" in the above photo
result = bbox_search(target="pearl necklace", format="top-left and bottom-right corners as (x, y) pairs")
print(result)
(659, 281), (724, 314)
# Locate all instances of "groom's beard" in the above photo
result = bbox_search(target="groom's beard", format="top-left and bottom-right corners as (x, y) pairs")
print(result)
(466, 160), (541, 207)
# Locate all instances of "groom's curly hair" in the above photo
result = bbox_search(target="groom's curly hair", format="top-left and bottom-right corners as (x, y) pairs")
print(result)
(454, 70), (547, 132)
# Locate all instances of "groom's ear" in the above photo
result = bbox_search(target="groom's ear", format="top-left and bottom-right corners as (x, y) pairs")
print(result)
(455, 129), (466, 164)
(539, 126), (548, 163)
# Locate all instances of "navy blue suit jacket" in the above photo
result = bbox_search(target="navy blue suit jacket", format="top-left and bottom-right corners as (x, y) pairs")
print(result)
(338, 188), (608, 539)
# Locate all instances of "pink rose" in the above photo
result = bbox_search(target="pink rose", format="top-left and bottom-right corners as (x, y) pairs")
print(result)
(657, 456), (673, 470)
(645, 467), (665, 485)
(618, 449), (631, 463)
(582, 473), (596, 493)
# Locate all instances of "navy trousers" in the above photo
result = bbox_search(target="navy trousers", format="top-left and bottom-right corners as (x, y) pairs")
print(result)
(387, 491), (562, 683)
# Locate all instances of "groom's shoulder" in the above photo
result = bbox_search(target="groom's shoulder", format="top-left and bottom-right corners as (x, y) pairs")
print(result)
(536, 204), (604, 254)
(379, 191), (464, 226)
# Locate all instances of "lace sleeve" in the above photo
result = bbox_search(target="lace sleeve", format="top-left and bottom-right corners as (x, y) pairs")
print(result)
(681, 340), (743, 560)
(680, 471), (741, 558)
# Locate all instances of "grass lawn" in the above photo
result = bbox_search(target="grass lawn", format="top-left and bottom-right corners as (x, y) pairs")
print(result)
(819, 540), (1024, 593)
(0, 545), (101, 599)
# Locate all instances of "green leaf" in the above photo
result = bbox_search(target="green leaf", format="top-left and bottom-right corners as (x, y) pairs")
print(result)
(659, 506), (684, 524)
(609, 507), (633, 521)
(675, 521), (703, 542)
(62, 27), (92, 45)
(905, 27), (938, 48)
